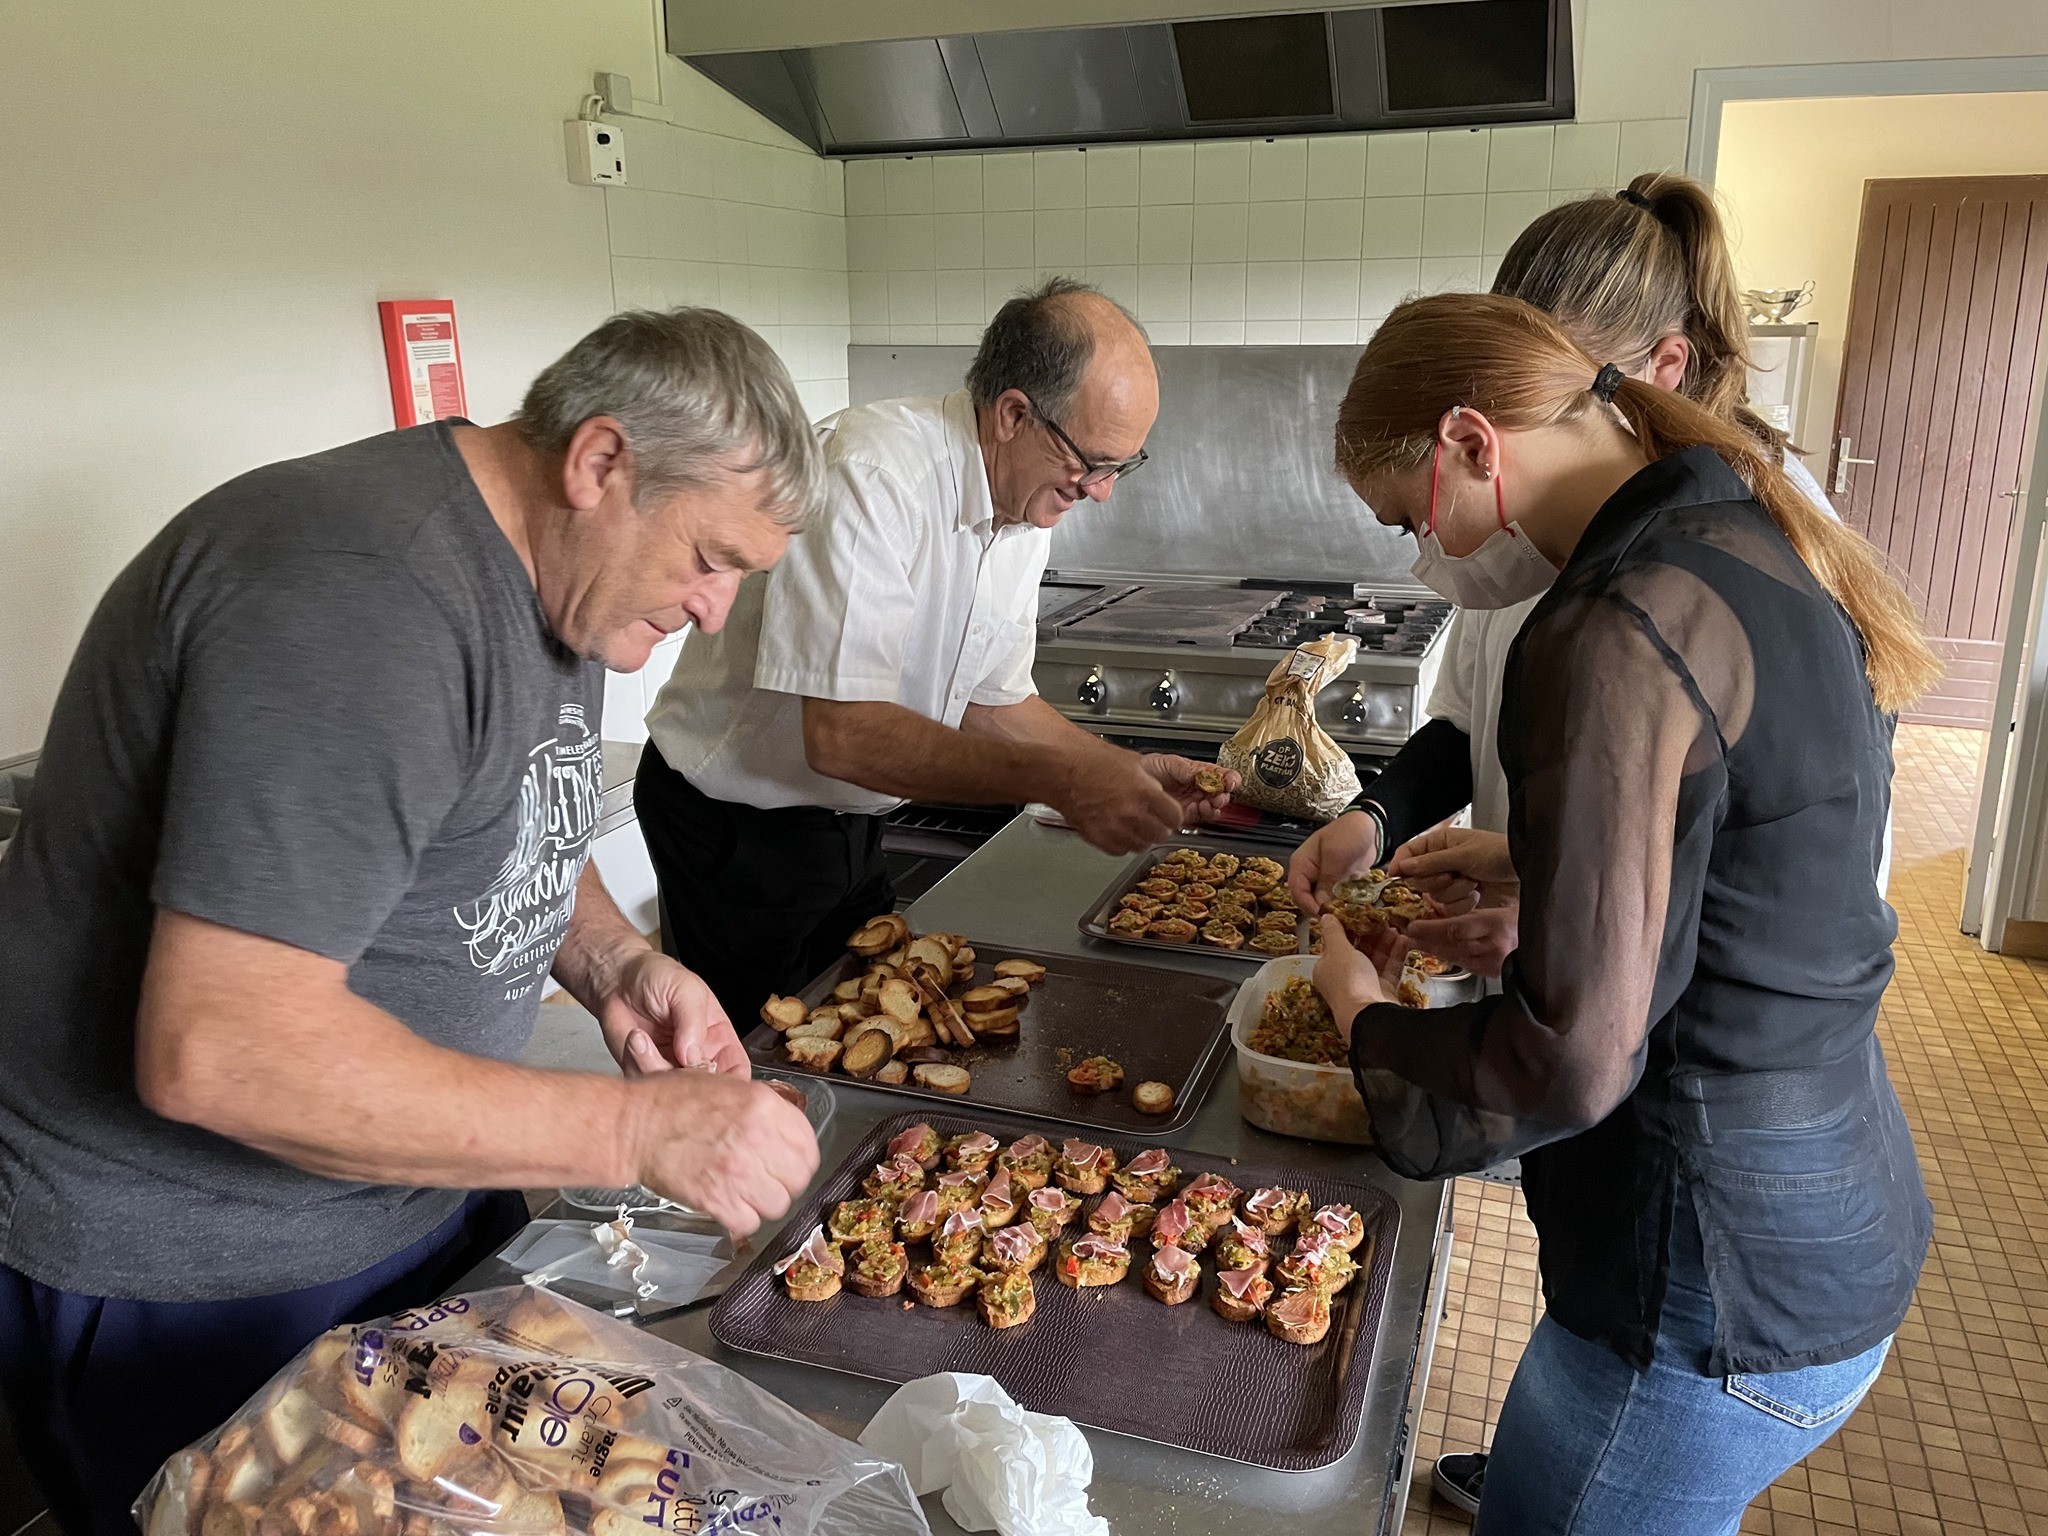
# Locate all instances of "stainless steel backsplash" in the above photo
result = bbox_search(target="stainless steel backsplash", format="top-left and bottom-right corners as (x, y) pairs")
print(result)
(847, 344), (1425, 590)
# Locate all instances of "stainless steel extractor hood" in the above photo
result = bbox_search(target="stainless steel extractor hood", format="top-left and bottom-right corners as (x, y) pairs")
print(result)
(671, 0), (1574, 157)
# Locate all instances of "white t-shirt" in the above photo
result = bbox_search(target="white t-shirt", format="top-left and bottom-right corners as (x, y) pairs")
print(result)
(1423, 451), (1890, 890)
(645, 389), (1049, 815)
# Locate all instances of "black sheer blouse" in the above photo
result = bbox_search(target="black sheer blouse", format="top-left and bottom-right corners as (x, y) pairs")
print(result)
(1348, 447), (1930, 1372)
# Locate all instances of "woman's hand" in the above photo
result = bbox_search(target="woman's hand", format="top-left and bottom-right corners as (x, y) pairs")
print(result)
(1288, 810), (1381, 915)
(1312, 915), (1407, 1045)
(1388, 827), (1517, 907)
(1404, 900), (1519, 979)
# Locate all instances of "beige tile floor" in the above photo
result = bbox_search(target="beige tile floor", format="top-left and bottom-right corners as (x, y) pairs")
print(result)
(1401, 724), (2048, 1535)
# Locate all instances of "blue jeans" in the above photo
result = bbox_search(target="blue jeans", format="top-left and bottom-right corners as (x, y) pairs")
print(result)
(1476, 1190), (1892, 1536)
(0, 1189), (528, 1536)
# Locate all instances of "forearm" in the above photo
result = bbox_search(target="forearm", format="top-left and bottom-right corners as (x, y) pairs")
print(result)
(803, 696), (1083, 804)
(137, 912), (643, 1190)
(1363, 717), (1475, 850)
(551, 861), (652, 1015)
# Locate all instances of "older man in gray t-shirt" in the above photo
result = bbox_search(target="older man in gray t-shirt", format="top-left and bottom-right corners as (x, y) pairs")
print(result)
(0, 309), (821, 1536)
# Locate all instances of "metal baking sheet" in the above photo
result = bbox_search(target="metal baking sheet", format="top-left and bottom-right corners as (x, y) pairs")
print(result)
(742, 941), (1236, 1137)
(709, 1109), (1402, 1472)
(1079, 833), (1314, 966)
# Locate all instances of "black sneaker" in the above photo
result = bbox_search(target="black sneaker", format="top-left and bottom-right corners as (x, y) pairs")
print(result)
(1433, 1451), (1487, 1514)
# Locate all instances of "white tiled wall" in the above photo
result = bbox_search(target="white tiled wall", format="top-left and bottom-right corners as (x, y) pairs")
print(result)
(846, 120), (1689, 346)
(601, 119), (852, 424)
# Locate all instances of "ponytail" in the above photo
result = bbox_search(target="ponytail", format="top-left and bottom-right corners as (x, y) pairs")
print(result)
(1601, 375), (1940, 713)
(1335, 294), (1942, 714)
(1493, 170), (1789, 456)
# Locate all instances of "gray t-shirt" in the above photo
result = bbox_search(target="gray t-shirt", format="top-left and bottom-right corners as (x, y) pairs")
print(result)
(0, 422), (603, 1301)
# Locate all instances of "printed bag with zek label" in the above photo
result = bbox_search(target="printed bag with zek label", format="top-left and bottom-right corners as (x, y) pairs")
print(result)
(133, 1284), (928, 1536)
(1217, 634), (1362, 822)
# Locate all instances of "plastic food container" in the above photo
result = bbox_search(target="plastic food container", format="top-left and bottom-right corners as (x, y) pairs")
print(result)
(1228, 954), (1485, 1143)
(1227, 955), (1374, 1145)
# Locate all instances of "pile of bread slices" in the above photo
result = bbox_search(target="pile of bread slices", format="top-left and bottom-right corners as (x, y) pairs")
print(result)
(759, 916), (1045, 1095)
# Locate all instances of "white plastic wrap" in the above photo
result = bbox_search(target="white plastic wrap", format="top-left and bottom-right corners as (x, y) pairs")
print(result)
(133, 1284), (929, 1536)
(859, 1374), (1106, 1536)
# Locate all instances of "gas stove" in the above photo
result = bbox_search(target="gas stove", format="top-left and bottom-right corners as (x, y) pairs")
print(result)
(1032, 576), (1452, 758)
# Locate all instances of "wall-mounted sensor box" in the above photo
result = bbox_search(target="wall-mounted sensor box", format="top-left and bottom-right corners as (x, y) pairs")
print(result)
(566, 119), (627, 185)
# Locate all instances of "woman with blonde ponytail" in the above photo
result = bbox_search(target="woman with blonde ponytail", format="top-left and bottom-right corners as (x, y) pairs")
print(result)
(1288, 171), (1864, 982)
(1311, 292), (1937, 1536)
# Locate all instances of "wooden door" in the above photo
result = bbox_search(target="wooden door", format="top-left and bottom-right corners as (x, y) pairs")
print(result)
(1831, 175), (2048, 728)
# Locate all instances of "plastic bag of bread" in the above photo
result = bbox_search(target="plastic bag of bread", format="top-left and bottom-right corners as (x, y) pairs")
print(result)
(1217, 634), (1362, 822)
(132, 1284), (929, 1536)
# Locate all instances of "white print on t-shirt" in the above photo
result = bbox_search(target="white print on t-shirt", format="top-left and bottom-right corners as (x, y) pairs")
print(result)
(452, 703), (601, 1001)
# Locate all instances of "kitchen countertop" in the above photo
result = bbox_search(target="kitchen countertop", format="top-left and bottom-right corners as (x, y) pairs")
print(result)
(472, 815), (1452, 1535)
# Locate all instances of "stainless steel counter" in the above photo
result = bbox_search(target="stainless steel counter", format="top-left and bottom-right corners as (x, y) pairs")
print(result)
(481, 816), (1452, 1535)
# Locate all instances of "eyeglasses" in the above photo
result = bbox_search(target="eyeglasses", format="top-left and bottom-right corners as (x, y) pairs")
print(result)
(1023, 395), (1148, 488)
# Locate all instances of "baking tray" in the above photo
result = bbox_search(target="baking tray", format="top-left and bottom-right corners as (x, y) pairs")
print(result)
(742, 941), (1236, 1137)
(709, 1108), (1402, 1472)
(1078, 833), (1315, 966)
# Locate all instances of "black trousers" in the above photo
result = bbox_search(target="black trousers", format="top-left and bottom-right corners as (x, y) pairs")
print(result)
(633, 742), (896, 1029)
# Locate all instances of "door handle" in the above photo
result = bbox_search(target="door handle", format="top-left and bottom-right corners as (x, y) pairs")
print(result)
(1833, 435), (1877, 495)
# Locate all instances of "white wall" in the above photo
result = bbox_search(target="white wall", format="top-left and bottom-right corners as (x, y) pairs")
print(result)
(0, 1), (849, 760)
(1715, 91), (2048, 473)
(844, 123), (1688, 348)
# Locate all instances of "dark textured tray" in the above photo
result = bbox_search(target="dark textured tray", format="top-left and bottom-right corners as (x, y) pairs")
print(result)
(1078, 833), (1315, 966)
(708, 1109), (1402, 1472)
(742, 941), (1236, 1137)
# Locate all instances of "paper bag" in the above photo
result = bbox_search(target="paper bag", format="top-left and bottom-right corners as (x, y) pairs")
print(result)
(1217, 634), (1362, 821)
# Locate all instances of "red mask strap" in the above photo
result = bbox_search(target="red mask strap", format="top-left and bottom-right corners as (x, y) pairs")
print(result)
(1428, 440), (1443, 537)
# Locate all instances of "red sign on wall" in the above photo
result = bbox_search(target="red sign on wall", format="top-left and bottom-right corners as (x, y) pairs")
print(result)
(377, 299), (468, 427)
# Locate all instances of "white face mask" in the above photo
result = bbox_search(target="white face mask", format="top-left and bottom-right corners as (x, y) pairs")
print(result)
(1408, 440), (1558, 609)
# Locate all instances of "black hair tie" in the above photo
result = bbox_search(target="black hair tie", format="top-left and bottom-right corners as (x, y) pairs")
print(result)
(1591, 363), (1626, 402)
(1615, 187), (1652, 210)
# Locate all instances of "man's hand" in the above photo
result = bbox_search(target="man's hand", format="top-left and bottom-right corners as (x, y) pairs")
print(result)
(596, 950), (750, 1077)
(1287, 810), (1382, 915)
(1404, 901), (1519, 979)
(1388, 827), (1517, 907)
(1312, 915), (1407, 1045)
(625, 1071), (819, 1236)
(1051, 745), (1188, 855)
(1142, 754), (1238, 824)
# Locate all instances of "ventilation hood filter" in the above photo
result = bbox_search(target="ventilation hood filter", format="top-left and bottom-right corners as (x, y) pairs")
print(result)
(674, 0), (1573, 157)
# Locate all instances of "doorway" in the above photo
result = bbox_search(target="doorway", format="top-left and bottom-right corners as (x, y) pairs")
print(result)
(1829, 175), (2048, 727)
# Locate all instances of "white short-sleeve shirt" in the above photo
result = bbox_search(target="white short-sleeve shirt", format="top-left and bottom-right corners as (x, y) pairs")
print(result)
(644, 390), (1050, 814)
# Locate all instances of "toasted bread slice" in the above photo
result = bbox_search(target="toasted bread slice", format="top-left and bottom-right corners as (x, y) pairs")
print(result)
(760, 995), (807, 1032)
(783, 1015), (843, 1042)
(958, 984), (1019, 1013)
(993, 958), (1047, 985)
(877, 978), (921, 1025)
(913, 1063), (971, 1094)
(842, 1028), (894, 1079)
(784, 1036), (844, 1072)
(875, 1059), (909, 1086)
(847, 915), (900, 956)
(904, 936), (955, 983)
(965, 1006), (1020, 1038)
(828, 979), (858, 1003)
(1133, 1080), (1176, 1115)
(898, 1017), (939, 1050)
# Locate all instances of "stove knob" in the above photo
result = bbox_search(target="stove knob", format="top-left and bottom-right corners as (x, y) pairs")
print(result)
(1077, 666), (1106, 707)
(1150, 670), (1179, 714)
(1342, 685), (1368, 727)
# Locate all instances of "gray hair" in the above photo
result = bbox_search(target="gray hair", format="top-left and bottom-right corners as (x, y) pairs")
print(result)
(965, 276), (1146, 422)
(516, 307), (824, 529)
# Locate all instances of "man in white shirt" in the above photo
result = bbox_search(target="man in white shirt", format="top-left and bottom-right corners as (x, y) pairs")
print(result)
(637, 279), (1232, 1023)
